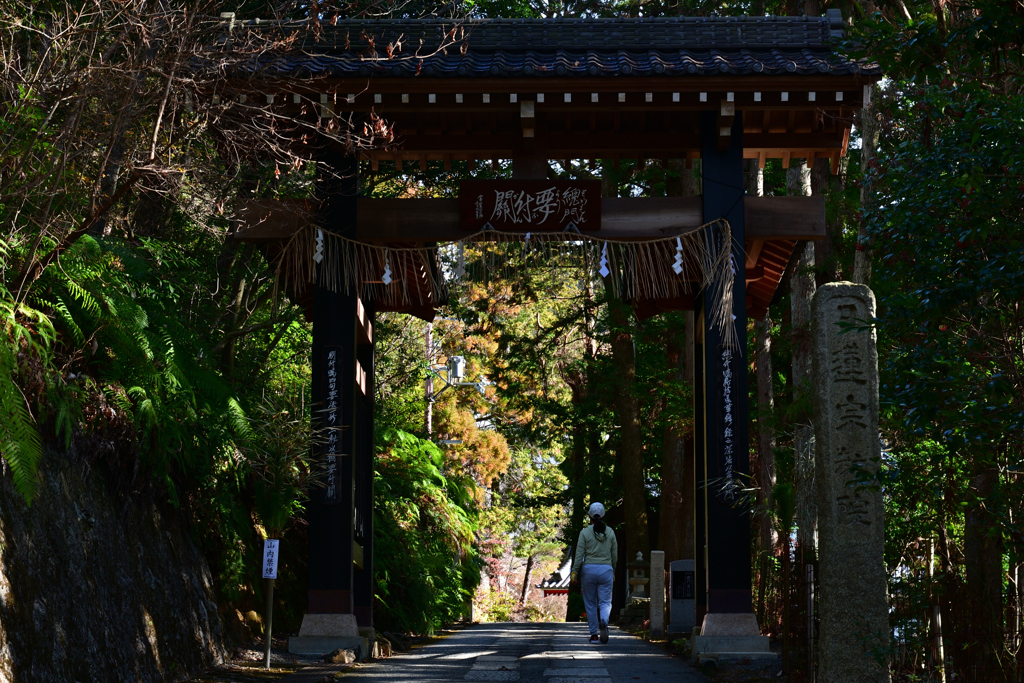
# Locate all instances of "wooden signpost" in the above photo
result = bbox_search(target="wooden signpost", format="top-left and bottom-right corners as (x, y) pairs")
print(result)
(262, 539), (280, 669)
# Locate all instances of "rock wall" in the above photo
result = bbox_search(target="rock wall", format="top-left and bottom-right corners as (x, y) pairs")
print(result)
(0, 449), (226, 682)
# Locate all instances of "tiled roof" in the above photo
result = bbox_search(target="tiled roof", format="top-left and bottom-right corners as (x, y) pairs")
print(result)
(537, 553), (574, 590)
(220, 12), (880, 80)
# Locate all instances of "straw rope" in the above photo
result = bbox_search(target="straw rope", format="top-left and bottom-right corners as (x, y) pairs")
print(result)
(276, 218), (739, 346)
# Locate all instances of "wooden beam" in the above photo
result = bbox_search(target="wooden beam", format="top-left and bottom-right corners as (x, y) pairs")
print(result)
(238, 75), (875, 98)
(745, 195), (825, 239)
(233, 198), (313, 240)
(234, 195), (824, 243)
(373, 131), (843, 156)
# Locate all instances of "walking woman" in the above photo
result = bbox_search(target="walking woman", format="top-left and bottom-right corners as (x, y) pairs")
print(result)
(571, 502), (618, 644)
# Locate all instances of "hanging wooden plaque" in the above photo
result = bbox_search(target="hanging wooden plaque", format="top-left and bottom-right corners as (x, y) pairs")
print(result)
(460, 180), (601, 232)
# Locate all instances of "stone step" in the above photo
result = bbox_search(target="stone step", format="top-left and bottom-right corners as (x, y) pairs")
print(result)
(697, 652), (780, 664)
(693, 635), (771, 653)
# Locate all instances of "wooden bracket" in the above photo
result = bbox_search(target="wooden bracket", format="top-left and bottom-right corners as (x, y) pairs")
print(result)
(718, 99), (736, 152)
(356, 298), (373, 346)
(521, 100), (535, 138)
(355, 359), (368, 396)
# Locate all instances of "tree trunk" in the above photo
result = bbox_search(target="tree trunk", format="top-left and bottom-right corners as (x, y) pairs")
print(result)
(657, 333), (690, 567)
(565, 377), (588, 622)
(940, 480), (956, 663)
(928, 538), (947, 683)
(782, 531), (792, 674)
(746, 157), (764, 198)
(602, 170), (650, 566)
(854, 85), (879, 285)
(749, 158), (776, 629)
(788, 162), (816, 554)
(754, 315), (777, 626)
(658, 161), (698, 567)
(810, 157), (839, 287)
(608, 296), (650, 566)
(964, 465), (1005, 680)
(789, 162), (817, 674)
(520, 554), (534, 605)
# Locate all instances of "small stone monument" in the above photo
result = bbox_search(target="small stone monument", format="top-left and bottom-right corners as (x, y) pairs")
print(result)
(812, 283), (890, 683)
(649, 551), (665, 639)
(668, 559), (696, 634)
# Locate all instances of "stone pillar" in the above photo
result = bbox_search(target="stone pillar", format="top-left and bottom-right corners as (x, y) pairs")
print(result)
(668, 559), (696, 635)
(650, 550), (665, 639)
(812, 283), (890, 683)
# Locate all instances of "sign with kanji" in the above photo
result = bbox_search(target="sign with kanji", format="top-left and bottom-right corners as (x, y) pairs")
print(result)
(322, 345), (343, 505)
(715, 344), (740, 504)
(460, 180), (601, 232)
(262, 539), (280, 579)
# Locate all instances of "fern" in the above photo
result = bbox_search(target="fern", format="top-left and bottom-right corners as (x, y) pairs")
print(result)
(225, 397), (252, 440)
(0, 340), (42, 504)
(65, 279), (101, 316)
(0, 292), (53, 505)
(46, 295), (86, 346)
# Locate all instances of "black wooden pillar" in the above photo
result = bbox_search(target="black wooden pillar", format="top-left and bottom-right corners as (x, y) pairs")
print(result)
(693, 308), (707, 625)
(308, 153), (359, 615)
(699, 110), (753, 615)
(353, 298), (375, 627)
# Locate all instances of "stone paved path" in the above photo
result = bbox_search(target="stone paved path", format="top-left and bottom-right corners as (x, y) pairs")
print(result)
(343, 622), (709, 683)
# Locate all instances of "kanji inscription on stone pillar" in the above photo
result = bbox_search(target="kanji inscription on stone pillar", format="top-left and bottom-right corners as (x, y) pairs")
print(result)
(812, 283), (890, 683)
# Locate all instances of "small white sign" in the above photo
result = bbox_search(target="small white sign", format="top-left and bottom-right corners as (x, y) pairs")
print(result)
(262, 539), (280, 579)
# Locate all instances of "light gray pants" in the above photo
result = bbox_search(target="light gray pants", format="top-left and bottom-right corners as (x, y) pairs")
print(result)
(581, 564), (614, 635)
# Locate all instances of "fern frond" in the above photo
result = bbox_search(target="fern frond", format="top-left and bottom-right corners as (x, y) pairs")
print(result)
(108, 385), (135, 420)
(225, 397), (252, 441)
(0, 344), (40, 504)
(65, 280), (101, 316)
(51, 295), (85, 346)
(7, 301), (56, 355)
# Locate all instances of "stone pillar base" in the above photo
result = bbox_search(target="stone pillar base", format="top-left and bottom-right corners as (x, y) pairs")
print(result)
(288, 614), (370, 660)
(691, 613), (779, 665)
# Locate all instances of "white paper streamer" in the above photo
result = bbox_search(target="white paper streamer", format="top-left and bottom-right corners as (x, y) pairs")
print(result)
(313, 229), (324, 263)
(672, 235), (684, 274)
(382, 251), (393, 285)
(598, 242), (610, 278)
(454, 241), (466, 277)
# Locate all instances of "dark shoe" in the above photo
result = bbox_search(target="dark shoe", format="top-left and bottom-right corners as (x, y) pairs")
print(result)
(589, 634), (599, 644)
(599, 621), (609, 644)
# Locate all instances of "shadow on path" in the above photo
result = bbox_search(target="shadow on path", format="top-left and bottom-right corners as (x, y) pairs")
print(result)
(341, 622), (709, 683)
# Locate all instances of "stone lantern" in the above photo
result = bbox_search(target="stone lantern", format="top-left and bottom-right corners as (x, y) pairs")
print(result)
(628, 551), (650, 598)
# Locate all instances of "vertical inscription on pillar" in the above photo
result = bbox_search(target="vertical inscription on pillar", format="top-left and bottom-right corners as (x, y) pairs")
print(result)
(323, 346), (343, 505)
(812, 283), (890, 683)
(716, 345), (739, 503)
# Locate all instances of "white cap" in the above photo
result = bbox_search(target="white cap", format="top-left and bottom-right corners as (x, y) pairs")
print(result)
(588, 502), (605, 518)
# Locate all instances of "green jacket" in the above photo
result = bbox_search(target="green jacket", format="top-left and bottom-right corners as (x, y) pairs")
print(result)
(574, 524), (618, 571)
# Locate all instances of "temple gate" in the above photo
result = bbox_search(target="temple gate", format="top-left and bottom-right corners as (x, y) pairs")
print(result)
(226, 9), (880, 649)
